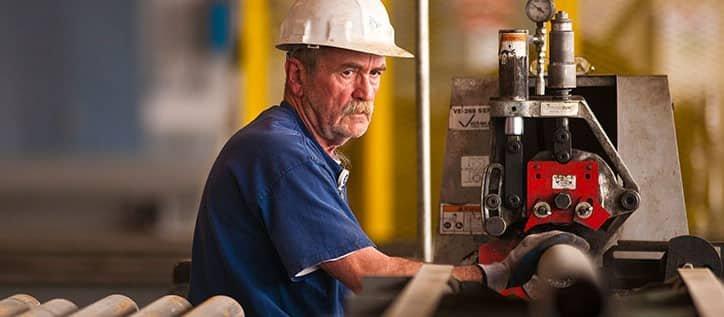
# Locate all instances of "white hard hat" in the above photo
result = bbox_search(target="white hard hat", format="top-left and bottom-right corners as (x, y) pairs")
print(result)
(277, 0), (414, 58)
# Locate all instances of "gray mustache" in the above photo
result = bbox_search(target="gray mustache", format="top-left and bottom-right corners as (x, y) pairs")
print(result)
(342, 100), (374, 115)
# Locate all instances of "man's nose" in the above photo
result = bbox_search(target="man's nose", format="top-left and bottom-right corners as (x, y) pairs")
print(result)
(352, 77), (375, 101)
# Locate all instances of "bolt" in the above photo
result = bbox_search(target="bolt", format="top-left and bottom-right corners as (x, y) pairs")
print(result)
(507, 140), (522, 153)
(455, 222), (464, 229)
(620, 190), (640, 211)
(506, 194), (522, 209)
(485, 194), (501, 210)
(576, 202), (594, 219)
(556, 152), (571, 163)
(554, 192), (572, 209)
(443, 222), (452, 229)
(555, 130), (570, 143)
(533, 201), (552, 218)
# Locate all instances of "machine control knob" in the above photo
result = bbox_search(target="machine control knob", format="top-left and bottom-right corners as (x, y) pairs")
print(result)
(575, 201), (594, 219)
(554, 192), (572, 209)
(485, 216), (507, 236)
(620, 190), (641, 211)
(533, 201), (552, 218)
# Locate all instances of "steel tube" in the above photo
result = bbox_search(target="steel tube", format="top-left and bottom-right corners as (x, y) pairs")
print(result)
(0, 294), (40, 317)
(69, 295), (138, 317)
(131, 295), (191, 317)
(498, 29), (529, 100)
(17, 299), (78, 317)
(548, 11), (576, 91)
(416, 0), (433, 262)
(529, 244), (604, 317)
(504, 117), (524, 136)
(183, 296), (244, 317)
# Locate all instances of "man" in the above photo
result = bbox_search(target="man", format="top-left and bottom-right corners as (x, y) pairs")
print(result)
(190, 0), (588, 315)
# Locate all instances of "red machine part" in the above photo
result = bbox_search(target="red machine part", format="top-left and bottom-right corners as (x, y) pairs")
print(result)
(524, 160), (610, 232)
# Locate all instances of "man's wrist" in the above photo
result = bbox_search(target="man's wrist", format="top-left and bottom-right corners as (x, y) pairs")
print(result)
(475, 263), (487, 285)
(478, 262), (509, 291)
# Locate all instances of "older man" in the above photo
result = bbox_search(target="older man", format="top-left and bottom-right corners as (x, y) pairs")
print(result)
(189, 0), (587, 315)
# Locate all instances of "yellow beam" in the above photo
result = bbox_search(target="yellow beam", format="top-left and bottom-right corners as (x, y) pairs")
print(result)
(362, 1), (395, 243)
(363, 59), (395, 242)
(555, 0), (582, 55)
(240, 0), (270, 126)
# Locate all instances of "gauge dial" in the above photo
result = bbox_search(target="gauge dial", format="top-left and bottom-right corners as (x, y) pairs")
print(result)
(526, 0), (556, 23)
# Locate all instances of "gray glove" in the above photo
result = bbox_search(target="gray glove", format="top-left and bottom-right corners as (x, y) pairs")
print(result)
(479, 230), (590, 291)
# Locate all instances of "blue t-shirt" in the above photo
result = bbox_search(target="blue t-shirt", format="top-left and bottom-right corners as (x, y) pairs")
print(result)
(189, 102), (374, 316)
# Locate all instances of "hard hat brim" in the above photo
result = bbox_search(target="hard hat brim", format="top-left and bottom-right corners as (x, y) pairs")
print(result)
(277, 41), (414, 59)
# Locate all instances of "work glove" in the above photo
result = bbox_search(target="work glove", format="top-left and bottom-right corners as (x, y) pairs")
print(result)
(478, 230), (590, 292)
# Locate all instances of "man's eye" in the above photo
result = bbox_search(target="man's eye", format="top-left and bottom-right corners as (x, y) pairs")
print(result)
(371, 70), (384, 78)
(342, 70), (354, 77)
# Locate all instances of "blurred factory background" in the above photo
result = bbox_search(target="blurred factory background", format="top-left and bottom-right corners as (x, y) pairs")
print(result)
(1, 0), (723, 306)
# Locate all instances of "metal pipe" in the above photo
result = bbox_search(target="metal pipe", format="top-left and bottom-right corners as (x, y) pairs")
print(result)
(505, 117), (524, 136)
(17, 299), (78, 317)
(130, 295), (191, 317)
(416, 0), (432, 262)
(533, 23), (547, 96)
(183, 296), (244, 317)
(0, 294), (40, 317)
(498, 29), (529, 101)
(548, 11), (577, 94)
(69, 295), (138, 317)
(528, 244), (604, 317)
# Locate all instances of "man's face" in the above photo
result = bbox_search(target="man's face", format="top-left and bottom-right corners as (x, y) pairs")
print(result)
(302, 48), (386, 144)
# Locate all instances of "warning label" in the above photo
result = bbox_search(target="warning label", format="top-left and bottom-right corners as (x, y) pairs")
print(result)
(440, 204), (483, 235)
(461, 156), (488, 187)
(449, 105), (490, 130)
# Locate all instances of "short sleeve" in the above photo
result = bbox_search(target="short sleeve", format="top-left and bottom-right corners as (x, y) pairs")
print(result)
(258, 160), (374, 281)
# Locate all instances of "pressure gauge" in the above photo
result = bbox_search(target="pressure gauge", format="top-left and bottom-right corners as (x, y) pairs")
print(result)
(525, 0), (556, 23)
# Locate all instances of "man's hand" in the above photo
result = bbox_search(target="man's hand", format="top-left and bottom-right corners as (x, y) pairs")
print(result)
(479, 231), (590, 291)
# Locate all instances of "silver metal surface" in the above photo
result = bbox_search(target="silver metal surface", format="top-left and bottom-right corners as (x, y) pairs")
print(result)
(69, 295), (138, 317)
(678, 268), (724, 317)
(532, 23), (547, 96)
(549, 11), (576, 90)
(504, 117), (524, 135)
(417, 0), (433, 263)
(183, 296), (244, 317)
(615, 76), (688, 241)
(130, 295), (191, 317)
(17, 299), (78, 317)
(381, 264), (453, 317)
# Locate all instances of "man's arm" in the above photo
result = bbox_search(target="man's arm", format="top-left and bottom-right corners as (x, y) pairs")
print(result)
(321, 231), (589, 294)
(319, 246), (483, 293)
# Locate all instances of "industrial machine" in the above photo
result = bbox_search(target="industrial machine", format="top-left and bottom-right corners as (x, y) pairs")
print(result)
(348, 1), (724, 316)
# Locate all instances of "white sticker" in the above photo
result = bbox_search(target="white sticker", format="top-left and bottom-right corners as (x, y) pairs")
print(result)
(469, 212), (484, 234)
(552, 175), (577, 190)
(439, 204), (483, 235)
(449, 105), (490, 130)
(540, 101), (579, 117)
(461, 156), (488, 187)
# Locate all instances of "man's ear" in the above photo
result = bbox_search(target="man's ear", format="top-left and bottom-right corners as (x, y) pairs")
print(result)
(285, 57), (306, 97)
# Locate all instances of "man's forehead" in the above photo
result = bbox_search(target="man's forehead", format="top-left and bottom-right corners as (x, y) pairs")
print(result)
(320, 47), (386, 67)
